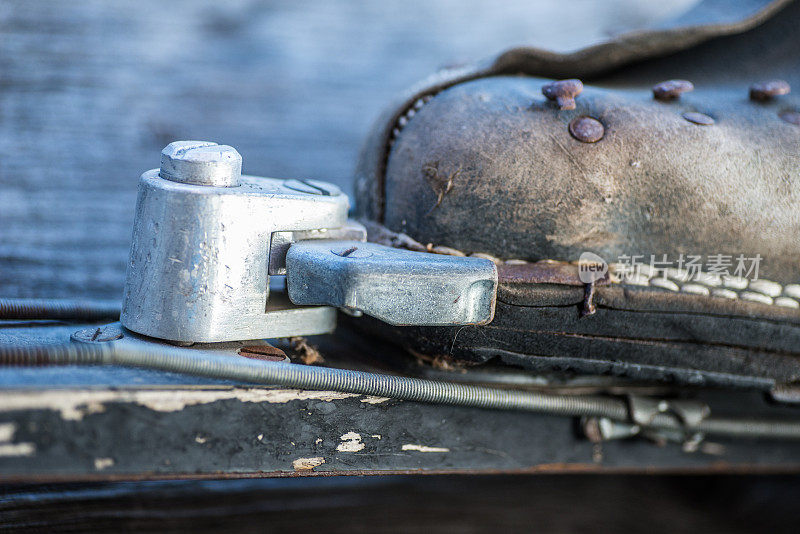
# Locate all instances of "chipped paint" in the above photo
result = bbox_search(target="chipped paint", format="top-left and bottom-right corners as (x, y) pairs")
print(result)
(94, 457), (114, 470)
(195, 435), (207, 444)
(0, 443), (35, 457)
(337, 432), (365, 452)
(257, 434), (264, 441)
(0, 422), (35, 457)
(315, 438), (323, 444)
(371, 434), (382, 439)
(0, 388), (359, 421)
(293, 456), (325, 470)
(361, 396), (390, 404)
(0, 423), (17, 442)
(402, 444), (450, 453)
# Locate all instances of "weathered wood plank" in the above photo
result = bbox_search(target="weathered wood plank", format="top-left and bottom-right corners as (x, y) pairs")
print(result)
(2, 382), (800, 481)
(0, 0), (682, 299)
(3, 475), (799, 533)
(1, 322), (800, 480)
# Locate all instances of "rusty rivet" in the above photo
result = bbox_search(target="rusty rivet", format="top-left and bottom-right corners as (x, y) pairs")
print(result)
(652, 79), (694, 101)
(779, 110), (800, 126)
(239, 344), (287, 361)
(682, 111), (714, 125)
(581, 417), (603, 443)
(750, 80), (790, 101)
(542, 79), (583, 110)
(569, 116), (604, 143)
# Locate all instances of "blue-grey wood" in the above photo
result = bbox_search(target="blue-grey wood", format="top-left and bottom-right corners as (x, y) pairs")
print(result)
(0, 0), (685, 300)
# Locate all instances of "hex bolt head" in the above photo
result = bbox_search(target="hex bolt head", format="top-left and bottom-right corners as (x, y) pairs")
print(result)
(750, 80), (790, 101)
(160, 140), (242, 187)
(652, 79), (694, 101)
(542, 79), (583, 110)
(569, 116), (604, 143)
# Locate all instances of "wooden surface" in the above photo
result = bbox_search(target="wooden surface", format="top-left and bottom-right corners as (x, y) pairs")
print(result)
(0, 0), (690, 300)
(2, 3), (799, 530)
(3, 321), (800, 481)
(2, 475), (799, 533)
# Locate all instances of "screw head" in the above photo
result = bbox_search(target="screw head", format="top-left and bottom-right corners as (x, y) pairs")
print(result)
(160, 141), (242, 187)
(750, 80), (790, 101)
(652, 79), (694, 101)
(542, 79), (583, 110)
(569, 116), (604, 143)
(682, 111), (715, 125)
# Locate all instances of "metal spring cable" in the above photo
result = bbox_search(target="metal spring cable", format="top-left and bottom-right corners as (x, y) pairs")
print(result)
(1, 342), (800, 439)
(0, 342), (627, 419)
(0, 298), (120, 321)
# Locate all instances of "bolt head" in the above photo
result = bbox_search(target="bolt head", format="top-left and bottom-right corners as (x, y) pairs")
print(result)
(160, 140), (242, 187)
(542, 79), (583, 110)
(750, 80), (790, 101)
(652, 79), (694, 101)
(569, 116), (604, 143)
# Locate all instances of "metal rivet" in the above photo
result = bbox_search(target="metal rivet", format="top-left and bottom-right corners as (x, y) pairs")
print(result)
(160, 141), (242, 187)
(652, 79), (694, 101)
(779, 110), (800, 126)
(568, 116), (604, 143)
(750, 80), (790, 101)
(542, 79), (583, 110)
(682, 111), (714, 125)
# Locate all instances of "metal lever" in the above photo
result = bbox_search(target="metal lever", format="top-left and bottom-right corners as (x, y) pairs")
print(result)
(121, 140), (497, 343)
(286, 241), (497, 326)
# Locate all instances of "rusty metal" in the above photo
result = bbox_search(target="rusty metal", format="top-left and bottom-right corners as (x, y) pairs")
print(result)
(541, 79), (583, 110)
(652, 79), (694, 101)
(750, 79), (790, 101)
(779, 110), (800, 126)
(568, 116), (604, 143)
(682, 111), (715, 125)
(581, 417), (603, 443)
(581, 281), (597, 316)
(238, 344), (288, 362)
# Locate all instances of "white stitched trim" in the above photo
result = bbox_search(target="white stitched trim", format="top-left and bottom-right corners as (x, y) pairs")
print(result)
(665, 268), (691, 283)
(784, 284), (800, 299)
(722, 275), (749, 290)
(625, 273), (652, 287)
(370, 224), (798, 310)
(711, 288), (738, 300)
(775, 297), (800, 309)
(681, 283), (711, 296)
(748, 279), (783, 298)
(740, 291), (774, 305)
(649, 278), (679, 292)
(389, 94), (436, 146)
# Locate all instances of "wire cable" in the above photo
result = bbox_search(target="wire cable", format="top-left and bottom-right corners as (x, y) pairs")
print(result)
(1, 342), (799, 440)
(0, 298), (120, 322)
